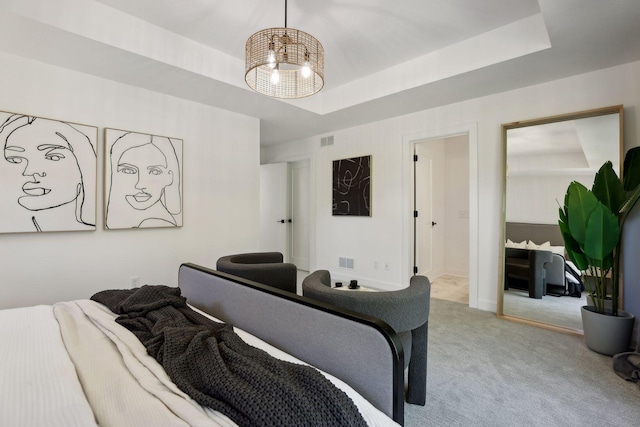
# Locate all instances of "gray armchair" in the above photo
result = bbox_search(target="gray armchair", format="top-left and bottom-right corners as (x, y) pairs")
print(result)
(216, 252), (297, 293)
(504, 248), (553, 299)
(302, 270), (431, 405)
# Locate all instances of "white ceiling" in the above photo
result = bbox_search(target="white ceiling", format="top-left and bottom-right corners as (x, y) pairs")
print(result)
(1, 0), (640, 146)
(507, 113), (621, 176)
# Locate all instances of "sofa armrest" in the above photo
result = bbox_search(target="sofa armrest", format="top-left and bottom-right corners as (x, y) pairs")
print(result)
(504, 248), (553, 299)
(529, 249), (553, 273)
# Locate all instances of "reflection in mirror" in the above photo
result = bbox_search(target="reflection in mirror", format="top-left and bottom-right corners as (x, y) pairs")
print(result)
(499, 106), (623, 333)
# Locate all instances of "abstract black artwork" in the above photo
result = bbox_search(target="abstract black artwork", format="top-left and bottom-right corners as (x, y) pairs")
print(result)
(332, 155), (371, 216)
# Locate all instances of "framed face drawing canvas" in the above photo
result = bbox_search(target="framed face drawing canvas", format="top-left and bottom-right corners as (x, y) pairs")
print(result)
(0, 112), (97, 233)
(332, 155), (371, 216)
(104, 129), (183, 229)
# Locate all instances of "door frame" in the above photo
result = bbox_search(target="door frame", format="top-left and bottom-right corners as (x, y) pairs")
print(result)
(402, 123), (479, 308)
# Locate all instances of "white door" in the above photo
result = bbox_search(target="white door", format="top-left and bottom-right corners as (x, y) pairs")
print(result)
(259, 163), (290, 259)
(290, 161), (310, 270)
(414, 145), (433, 276)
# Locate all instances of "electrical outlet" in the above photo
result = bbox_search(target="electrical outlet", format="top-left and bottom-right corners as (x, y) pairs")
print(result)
(384, 262), (390, 271)
(130, 276), (140, 288)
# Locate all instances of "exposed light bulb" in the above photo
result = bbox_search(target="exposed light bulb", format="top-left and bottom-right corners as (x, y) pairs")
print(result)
(271, 68), (280, 85)
(267, 49), (276, 68)
(301, 61), (311, 78)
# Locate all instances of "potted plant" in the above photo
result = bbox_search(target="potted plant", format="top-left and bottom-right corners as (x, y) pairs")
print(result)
(558, 146), (640, 355)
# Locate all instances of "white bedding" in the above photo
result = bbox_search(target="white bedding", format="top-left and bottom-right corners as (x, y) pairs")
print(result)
(0, 305), (97, 427)
(1, 301), (399, 427)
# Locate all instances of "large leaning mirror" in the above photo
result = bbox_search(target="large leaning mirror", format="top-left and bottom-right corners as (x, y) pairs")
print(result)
(498, 105), (623, 334)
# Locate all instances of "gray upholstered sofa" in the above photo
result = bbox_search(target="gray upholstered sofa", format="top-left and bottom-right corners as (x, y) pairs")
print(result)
(302, 270), (431, 405)
(216, 252), (297, 293)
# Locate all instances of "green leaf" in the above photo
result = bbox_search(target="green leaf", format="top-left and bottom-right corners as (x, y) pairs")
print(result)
(583, 203), (620, 262)
(559, 217), (589, 270)
(600, 253), (613, 271)
(566, 182), (599, 244)
(623, 146), (640, 191)
(559, 217), (577, 251)
(620, 184), (640, 216)
(568, 249), (589, 271)
(592, 161), (625, 214)
(567, 249), (589, 271)
(559, 207), (567, 224)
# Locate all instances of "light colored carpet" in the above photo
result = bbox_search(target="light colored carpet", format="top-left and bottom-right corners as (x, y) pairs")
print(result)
(433, 275), (585, 331)
(405, 298), (639, 427)
(298, 271), (638, 425)
(503, 288), (586, 330)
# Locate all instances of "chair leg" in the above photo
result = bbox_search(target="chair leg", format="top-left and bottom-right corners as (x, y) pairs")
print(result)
(406, 322), (428, 405)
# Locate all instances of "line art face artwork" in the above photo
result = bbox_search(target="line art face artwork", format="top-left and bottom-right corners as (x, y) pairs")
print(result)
(332, 155), (371, 216)
(0, 112), (97, 233)
(104, 129), (183, 229)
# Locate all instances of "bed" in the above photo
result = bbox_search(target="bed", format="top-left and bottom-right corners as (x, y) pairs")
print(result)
(0, 263), (403, 427)
(505, 222), (568, 297)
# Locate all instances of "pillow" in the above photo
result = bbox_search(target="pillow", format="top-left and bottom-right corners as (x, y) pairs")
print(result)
(537, 241), (551, 250)
(550, 245), (565, 256)
(506, 239), (515, 248)
(526, 240), (551, 250)
(513, 240), (526, 249)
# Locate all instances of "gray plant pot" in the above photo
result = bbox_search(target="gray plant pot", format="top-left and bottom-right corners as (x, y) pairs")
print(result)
(586, 295), (612, 311)
(581, 306), (635, 356)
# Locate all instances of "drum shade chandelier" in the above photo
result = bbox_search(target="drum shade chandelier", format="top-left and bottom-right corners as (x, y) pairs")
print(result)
(245, 0), (324, 99)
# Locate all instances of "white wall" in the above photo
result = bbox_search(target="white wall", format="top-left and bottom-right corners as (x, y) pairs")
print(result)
(444, 136), (469, 276)
(0, 52), (261, 309)
(312, 127), (406, 288)
(505, 172), (593, 225)
(263, 60), (640, 312)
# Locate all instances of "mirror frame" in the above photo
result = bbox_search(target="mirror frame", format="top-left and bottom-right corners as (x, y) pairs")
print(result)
(497, 105), (624, 335)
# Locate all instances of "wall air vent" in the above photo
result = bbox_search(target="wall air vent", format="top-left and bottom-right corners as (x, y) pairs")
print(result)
(320, 135), (334, 147)
(339, 257), (355, 269)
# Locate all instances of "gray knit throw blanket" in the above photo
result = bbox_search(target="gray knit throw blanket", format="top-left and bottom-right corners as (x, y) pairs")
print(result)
(91, 285), (368, 427)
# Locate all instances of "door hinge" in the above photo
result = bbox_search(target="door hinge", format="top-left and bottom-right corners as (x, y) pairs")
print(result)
(413, 154), (418, 162)
(413, 210), (418, 218)
(413, 266), (418, 274)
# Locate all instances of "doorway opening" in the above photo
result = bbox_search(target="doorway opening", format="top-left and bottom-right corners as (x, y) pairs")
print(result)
(403, 123), (478, 308)
(414, 135), (470, 304)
